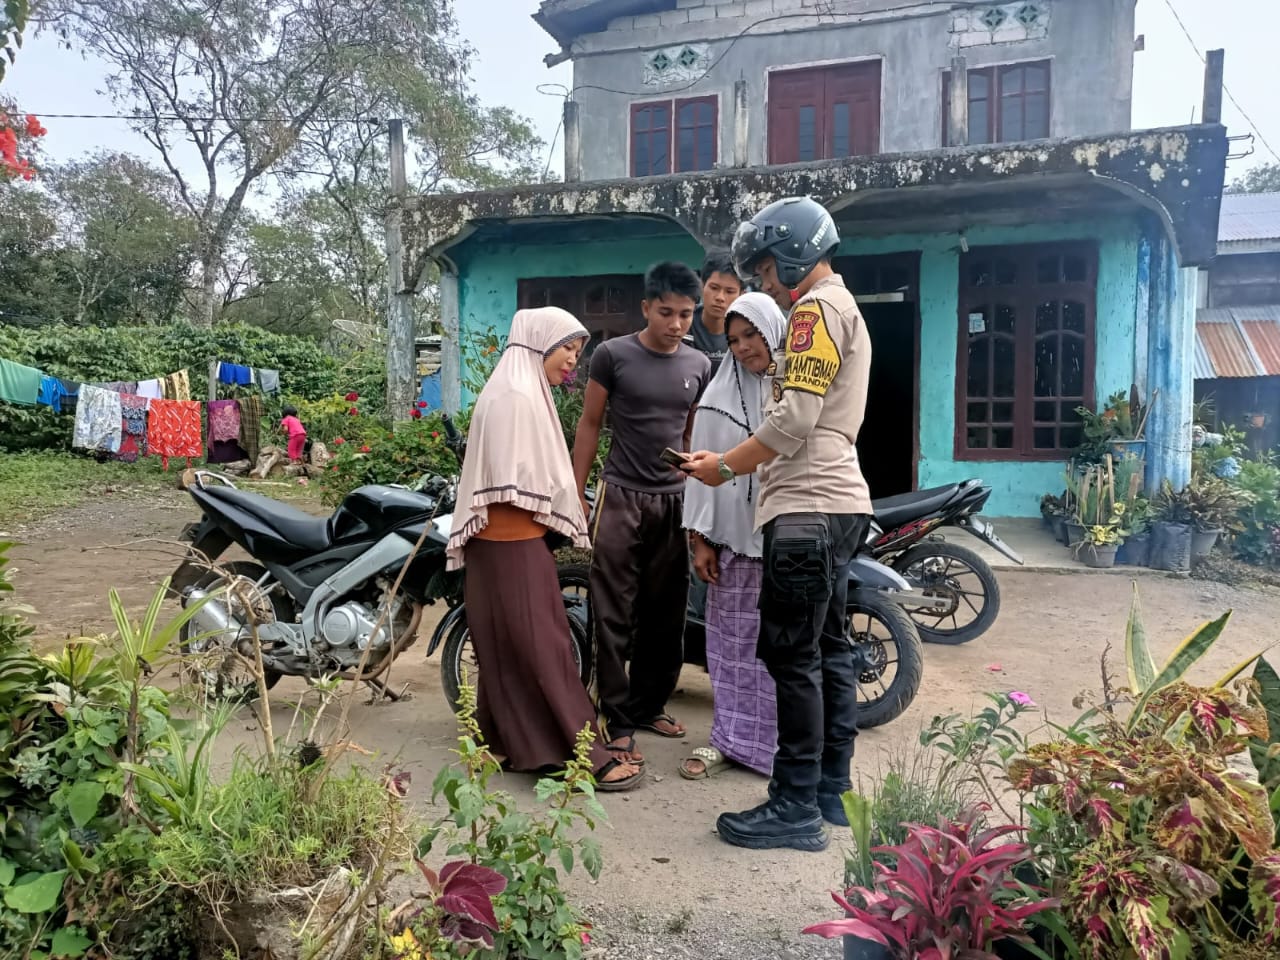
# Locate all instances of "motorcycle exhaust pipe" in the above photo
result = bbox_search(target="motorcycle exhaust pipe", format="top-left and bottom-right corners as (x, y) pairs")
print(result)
(181, 587), (239, 637)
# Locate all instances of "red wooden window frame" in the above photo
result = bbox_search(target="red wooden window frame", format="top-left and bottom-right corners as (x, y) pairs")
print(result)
(630, 96), (717, 176)
(942, 60), (1051, 146)
(954, 242), (1097, 461)
(767, 61), (881, 165)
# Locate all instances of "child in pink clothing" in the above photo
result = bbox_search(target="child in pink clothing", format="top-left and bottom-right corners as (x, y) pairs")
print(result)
(280, 406), (307, 463)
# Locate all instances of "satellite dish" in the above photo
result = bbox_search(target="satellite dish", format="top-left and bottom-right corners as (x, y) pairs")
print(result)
(333, 319), (386, 345)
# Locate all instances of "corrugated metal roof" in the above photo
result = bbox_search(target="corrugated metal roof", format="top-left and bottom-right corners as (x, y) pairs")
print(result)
(1219, 192), (1280, 244)
(1195, 306), (1280, 379)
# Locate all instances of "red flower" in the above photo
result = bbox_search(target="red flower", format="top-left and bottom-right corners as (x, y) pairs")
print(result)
(432, 431), (440, 439)
(331, 465), (338, 471)
(345, 392), (359, 401)
(411, 409), (422, 419)
(333, 437), (346, 445)
(416, 401), (428, 408)
(359, 445), (371, 453)
(348, 407), (358, 416)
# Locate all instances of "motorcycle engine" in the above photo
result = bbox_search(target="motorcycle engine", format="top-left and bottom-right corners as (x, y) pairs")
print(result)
(319, 601), (398, 665)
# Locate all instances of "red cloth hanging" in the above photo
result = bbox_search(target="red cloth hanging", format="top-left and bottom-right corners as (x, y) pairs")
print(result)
(148, 398), (203, 470)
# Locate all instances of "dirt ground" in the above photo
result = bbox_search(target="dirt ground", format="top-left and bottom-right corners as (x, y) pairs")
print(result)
(8, 491), (1280, 958)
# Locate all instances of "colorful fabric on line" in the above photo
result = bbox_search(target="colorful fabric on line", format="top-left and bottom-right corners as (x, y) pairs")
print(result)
(147, 398), (203, 467)
(162, 370), (190, 401)
(73, 385), (123, 453)
(99, 380), (138, 395)
(0, 358), (43, 405)
(238, 394), (265, 461)
(36, 375), (74, 413)
(115, 394), (149, 463)
(217, 362), (253, 386)
(207, 399), (241, 443)
(705, 550), (776, 776)
(255, 368), (280, 393)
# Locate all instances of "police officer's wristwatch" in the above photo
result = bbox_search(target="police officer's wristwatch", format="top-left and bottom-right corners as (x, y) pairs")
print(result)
(717, 455), (735, 481)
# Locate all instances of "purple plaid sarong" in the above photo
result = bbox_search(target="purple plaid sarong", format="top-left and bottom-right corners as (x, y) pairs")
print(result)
(705, 549), (776, 775)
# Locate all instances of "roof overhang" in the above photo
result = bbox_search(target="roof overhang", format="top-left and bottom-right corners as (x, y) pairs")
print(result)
(399, 124), (1229, 292)
(532, 0), (672, 49)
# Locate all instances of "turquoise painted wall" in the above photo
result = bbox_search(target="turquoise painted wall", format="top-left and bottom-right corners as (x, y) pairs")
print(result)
(839, 217), (1142, 516)
(451, 217), (1146, 517)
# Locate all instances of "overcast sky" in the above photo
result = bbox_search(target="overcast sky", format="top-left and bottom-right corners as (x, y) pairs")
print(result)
(6, 0), (1277, 192)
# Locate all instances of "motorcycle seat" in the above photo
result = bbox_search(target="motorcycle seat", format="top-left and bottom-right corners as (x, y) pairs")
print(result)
(203, 485), (332, 551)
(872, 483), (965, 529)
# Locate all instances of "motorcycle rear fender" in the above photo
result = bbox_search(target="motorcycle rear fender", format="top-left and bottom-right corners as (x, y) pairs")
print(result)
(171, 516), (234, 595)
(847, 556), (910, 593)
(426, 601), (466, 658)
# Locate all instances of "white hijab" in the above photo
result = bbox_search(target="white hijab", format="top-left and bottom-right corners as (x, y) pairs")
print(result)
(446, 307), (592, 570)
(683, 292), (788, 558)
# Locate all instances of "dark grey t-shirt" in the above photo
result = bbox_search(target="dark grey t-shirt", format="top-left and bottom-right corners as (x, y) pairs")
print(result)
(589, 334), (712, 494)
(686, 305), (728, 366)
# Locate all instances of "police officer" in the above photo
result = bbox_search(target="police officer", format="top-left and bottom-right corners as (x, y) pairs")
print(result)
(682, 196), (872, 852)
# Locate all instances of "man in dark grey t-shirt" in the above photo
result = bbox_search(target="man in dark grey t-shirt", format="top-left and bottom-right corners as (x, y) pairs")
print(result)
(684, 251), (743, 368)
(574, 262), (712, 762)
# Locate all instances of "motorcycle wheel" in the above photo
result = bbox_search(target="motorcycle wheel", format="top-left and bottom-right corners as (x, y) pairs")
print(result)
(848, 594), (923, 729)
(178, 561), (285, 702)
(441, 595), (591, 714)
(890, 540), (1002, 645)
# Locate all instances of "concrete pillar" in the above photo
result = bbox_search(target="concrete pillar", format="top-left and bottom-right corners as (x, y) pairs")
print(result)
(385, 118), (416, 423)
(948, 55), (968, 146)
(733, 79), (749, 167)
(1145, 236), (1195, 492)
(1132, 234), (1151, 398)
(439, 266), (462, 415)
(1202, 49), (1224, 125)
(563, 99), (581, 183)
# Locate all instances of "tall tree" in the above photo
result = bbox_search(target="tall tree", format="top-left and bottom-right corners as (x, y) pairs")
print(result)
(53, 0), (532, 326)
(46, 151), (196, 324)
(1227, 162), (1280, 194)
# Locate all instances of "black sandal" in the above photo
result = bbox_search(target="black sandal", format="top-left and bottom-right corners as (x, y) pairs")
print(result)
(606, 735), (645, 767)
(595, 759), (644, 792)
(637, 713), (686, 739)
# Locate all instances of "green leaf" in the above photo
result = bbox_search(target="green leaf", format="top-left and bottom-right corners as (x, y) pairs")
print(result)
(558, 845), (574, 874)
(1125, 583), (1156, 694)
(581, 837), (603, 881)
(4, 870), (66, 914)
(0, 858), (14, 886)
(1129, 610), (1232, 732)
(50, 926), (91, 958)
(1251, 656), (1280, 787)
(66, 781), (105, 829)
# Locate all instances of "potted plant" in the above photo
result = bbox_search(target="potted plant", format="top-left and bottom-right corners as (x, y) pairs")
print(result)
(1151, 481), (1196, 572)
(1039, 493), (1065, 533)
(1182, 475), (1252, 559)
(1115, 495), (1154, 566)
(1073, 507), (1124, 568)
(1074, 385), (1154, 465)
(804, 807), (1058, 960)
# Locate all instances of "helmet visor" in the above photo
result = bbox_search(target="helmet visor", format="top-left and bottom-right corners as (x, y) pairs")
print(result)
(730, 221), (765, 282)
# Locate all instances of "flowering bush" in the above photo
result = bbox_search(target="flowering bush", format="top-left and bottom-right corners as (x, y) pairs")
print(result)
(320, 414), (462, 505)
(0, 107), (45, 180)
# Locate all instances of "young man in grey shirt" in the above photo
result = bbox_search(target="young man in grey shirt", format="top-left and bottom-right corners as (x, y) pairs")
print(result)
(685, 251), (743, 367)
(574, 262), (712, 764)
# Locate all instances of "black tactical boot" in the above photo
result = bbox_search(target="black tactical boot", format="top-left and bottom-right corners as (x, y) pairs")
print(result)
(767, 779), (850, 827)
(716, 795), (829, 852)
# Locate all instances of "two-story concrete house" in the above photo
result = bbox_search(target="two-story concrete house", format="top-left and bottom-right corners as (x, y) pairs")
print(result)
(395, 0), (1229, 515)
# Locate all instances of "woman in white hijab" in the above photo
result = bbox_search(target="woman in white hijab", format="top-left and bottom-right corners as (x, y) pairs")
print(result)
(447, 307), (643, 791)
(680, 293), (789, 780)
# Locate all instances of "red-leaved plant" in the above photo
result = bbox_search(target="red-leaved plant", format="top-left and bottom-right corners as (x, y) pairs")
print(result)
(804, 807), (1057, 959)
(389, 858), (508, 951)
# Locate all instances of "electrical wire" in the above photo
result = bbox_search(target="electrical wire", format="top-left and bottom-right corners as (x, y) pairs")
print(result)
(1160, 0), (1280, 164)
(22, 110), (382, 124)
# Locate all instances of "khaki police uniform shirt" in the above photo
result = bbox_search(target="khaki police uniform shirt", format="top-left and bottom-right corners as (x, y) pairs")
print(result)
(753, 273), (873, 530)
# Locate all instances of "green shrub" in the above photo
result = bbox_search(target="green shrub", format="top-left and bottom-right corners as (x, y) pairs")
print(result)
(320, 414), (463, 505)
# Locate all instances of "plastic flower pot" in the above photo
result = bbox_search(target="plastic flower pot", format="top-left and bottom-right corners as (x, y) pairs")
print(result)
(1080, 543), (1118, 569)
(1191, 527), (1221, 560)
(1065, 522), (1086, 547)
(1117, 532), (1151, 566)
(1108, 438), (1147, 463)
(844, 934), (892, 960)
(1052, 515), (1068, 544)
(1151, 522), (1193, 572)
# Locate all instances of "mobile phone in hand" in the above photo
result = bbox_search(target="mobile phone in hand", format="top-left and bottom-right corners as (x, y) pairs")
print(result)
(659, 447), (688, 467)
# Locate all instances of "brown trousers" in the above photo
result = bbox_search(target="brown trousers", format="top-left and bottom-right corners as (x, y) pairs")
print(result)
(589, 482), (689, 740)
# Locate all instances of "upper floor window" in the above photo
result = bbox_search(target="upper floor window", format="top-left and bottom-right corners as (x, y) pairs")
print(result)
(630, 96), (717, 177)
(768, 61), (881, 165)
(943, 60), (1051, 146)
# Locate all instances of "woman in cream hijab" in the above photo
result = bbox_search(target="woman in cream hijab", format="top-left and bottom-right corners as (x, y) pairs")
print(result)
(447, 307), (643, 791)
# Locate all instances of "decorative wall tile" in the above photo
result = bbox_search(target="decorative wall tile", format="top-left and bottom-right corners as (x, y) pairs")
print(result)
(641, 43), (713, 87)
(951, 1), (1051, 48)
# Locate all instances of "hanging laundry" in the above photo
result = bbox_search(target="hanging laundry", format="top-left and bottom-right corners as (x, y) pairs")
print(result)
(207, 398), (241, 443)
(100, 380), (139, 395)
(255, 368), (280, 394)
(115, 394), (149, 463)
(238, 394), (266, 461)
(162, 369), (191, 401)
(73, 385), (123, 453)
(136, 379), (163, 405)
(147, 398), (203, 470)
(217, 362), (253, 386)
(36, 375), (75, 413)
(0, 358), (43, 405)
(59, 379), (81, 404)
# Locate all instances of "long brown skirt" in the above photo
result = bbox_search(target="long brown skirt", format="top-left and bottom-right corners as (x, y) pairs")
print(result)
(463, 537), (612, 774)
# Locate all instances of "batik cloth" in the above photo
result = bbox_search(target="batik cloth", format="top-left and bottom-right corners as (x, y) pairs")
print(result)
(73, 385), (123, 453)
(100, 381), (138, 395)
(114, 394), (149, 463)
(705, 549), (776, 776)
(237, 394), (265, 461)
(147, 398), (203, 467)
(206, 399), (241, 443)
(162, 370), (190, 401)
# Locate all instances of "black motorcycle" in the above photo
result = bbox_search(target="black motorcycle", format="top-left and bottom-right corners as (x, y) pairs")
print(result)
(867, 479), (1024, 646)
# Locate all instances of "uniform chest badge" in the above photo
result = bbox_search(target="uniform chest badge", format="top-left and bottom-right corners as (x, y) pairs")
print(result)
(772, 381), (783, 402)
(765, 362), (777, 377)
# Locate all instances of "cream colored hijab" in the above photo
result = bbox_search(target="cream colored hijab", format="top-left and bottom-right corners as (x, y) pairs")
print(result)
(446, 307), (591, 570)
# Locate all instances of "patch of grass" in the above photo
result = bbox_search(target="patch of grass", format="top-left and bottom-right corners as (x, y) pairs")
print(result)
(0, 451), (174, 524)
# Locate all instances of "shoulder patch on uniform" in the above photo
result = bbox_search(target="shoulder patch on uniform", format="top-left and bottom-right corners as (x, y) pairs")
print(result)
(783, 301), (841, 397)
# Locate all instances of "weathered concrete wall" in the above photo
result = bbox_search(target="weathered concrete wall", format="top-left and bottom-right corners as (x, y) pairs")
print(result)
(569, 0), (1137, 180)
